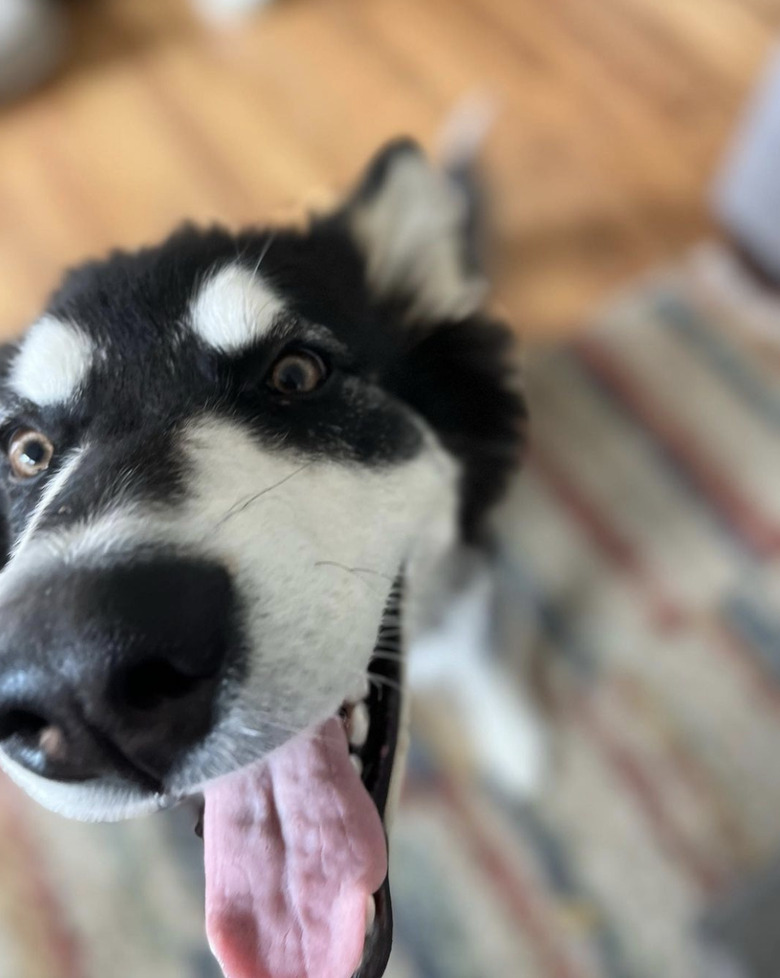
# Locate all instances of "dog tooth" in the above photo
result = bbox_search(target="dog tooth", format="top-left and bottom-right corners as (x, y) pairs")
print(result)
(365, 896), (376, 934)
(350, 754), (363, 776)
(346, 676), (370, 705)
(348, 702), (370, 748)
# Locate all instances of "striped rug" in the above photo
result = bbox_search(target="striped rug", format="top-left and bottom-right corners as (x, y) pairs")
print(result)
(0, 250), (778, 978)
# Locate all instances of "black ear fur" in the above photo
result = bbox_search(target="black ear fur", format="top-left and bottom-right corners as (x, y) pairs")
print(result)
(386, 315), (527, 543)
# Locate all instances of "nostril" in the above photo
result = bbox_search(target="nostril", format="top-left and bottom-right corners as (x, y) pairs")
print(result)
(0, 708), (49, 744)
(0, 703), (107, 783)
(114, 657), (204, 711)
(0, 708), (71, 774)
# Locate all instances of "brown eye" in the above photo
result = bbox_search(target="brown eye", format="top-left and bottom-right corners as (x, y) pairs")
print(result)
(268, 350), (328, 396)
(8, 429), (54, 479)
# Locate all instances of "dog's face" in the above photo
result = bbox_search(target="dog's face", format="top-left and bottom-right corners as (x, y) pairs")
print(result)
(0, 140), (523, 830)
(0, 140), (525, 978)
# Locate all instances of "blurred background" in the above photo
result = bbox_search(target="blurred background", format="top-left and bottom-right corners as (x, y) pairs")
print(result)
(2, 1), (780, 977)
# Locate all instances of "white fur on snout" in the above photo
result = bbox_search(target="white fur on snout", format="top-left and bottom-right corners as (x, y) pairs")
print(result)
(10, 316), (94, 406)
(174, 416), (459, 790)
(189, 263), (286, 353)
(0, 415), (459, 819)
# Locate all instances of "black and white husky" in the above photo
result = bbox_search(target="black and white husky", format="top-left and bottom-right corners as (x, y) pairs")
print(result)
(0, 140), (528, 978)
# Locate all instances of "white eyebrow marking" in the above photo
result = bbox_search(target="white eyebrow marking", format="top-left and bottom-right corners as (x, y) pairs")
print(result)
(189, 263), (287, 353)
(10, 316), (94, 406)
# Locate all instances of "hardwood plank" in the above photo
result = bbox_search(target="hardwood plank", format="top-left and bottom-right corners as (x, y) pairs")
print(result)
(0, 0), (775, 340)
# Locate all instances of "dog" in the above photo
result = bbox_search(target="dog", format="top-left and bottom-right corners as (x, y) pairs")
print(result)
(0, 139), (527, 978)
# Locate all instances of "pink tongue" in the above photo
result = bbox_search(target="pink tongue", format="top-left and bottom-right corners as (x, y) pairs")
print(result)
(203, 717), (387, 978)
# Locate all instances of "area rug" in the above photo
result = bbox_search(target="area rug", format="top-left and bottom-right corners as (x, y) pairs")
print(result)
(1, 246), (779, 978)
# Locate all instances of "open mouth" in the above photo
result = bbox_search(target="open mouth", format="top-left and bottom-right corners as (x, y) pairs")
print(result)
(348, 576), (405, 978)
(199, 575), (407, 978)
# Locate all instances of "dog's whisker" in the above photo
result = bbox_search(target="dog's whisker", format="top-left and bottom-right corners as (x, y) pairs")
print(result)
(313, 561), (392, 594)
(236, 712), (351, 744)
(367, 672), (403, 695)
(209, 462), (313, 535)
(237, 718), (302, 738)
(314, 561), (393, 583)
(251, 232), (277, 277)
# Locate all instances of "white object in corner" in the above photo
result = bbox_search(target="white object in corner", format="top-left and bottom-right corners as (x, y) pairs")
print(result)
(192, 0), (276, 23)
(713, 46), (780, 282)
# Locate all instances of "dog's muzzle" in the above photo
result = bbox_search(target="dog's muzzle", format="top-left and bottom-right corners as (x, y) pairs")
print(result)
(0, 557), (234, 790)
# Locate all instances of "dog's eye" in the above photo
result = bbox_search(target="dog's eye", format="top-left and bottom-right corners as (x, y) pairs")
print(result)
(7, 429), (54, 479)
(268, 350), (328, 395)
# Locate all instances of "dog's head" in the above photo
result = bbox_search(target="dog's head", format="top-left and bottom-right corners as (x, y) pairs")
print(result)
(0, 140), (524, 977)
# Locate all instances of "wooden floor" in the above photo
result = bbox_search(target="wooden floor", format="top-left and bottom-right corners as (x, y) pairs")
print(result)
(0, 0), (777, 341)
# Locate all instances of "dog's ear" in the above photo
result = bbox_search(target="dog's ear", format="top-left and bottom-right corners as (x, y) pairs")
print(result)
(337, 139), (488, 322)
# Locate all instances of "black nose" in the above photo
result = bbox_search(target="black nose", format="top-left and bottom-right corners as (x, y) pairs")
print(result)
(0, 558), (236, 788)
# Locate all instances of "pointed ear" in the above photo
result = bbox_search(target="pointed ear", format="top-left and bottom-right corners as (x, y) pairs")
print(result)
(338, 139), (487, 322)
